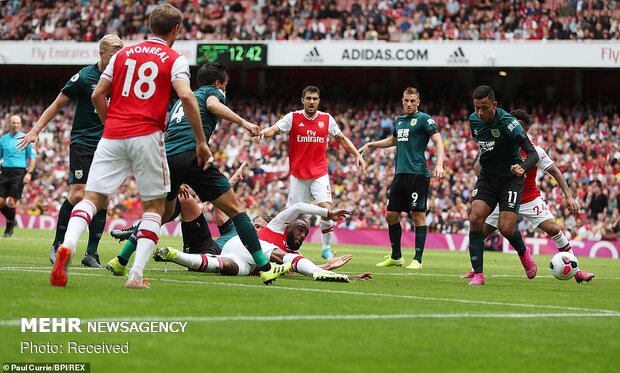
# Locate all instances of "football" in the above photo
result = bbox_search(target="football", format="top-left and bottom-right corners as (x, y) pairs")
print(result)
(549, 252), (579, 280)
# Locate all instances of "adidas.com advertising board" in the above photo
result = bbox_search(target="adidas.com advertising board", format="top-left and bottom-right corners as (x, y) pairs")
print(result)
(267, 41), (620, 68)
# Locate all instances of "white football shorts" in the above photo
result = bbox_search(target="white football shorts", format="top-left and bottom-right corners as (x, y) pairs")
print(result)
(485, 196), (555, 229)
(86, 131), (170, 201)
(287, 173), (332, 206)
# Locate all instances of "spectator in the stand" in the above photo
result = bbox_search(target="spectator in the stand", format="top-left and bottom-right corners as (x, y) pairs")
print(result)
(586, 180), (608, 221)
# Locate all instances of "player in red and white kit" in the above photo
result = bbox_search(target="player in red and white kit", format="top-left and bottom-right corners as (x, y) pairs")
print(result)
(259, 86), (366, 261)
(51, 4), (211, 289)
(464, 109), (594, 283)
(153, 202), (373, 282)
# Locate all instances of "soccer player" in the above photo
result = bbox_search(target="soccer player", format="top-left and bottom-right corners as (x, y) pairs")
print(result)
(18, 35), (123, 268)
(359, 87), (445, 269)
(107, 62), (289, 285)
(259, 85), (366, 261)
(462, 109), (594, 283)
(465, 85), (539, 286)
(154, 202), (373, 283)
(50, 4), (211, 288)
(0, 115), (37, 237)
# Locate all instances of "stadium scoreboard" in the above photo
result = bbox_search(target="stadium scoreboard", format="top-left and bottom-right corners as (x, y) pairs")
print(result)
(196, 43), (267, 66)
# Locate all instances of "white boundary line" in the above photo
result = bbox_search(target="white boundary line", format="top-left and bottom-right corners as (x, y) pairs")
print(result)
(2, 312), (620, 327)
(0, 267), (617, 314)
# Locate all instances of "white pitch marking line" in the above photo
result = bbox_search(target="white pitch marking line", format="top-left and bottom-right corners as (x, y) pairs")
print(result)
(1, 267), (616, 314)
(1, 312), (620, 327)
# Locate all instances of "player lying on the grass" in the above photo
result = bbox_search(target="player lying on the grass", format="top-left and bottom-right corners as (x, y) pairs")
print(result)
(153, 201), (373, 283)
(462, 109), (594, 283)
(107, 162), (358, 276)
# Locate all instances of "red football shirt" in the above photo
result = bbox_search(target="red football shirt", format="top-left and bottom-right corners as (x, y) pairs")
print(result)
(521, 143), (555, 204)
(275, 110), (341, 179)
(101, 38), (190, 139)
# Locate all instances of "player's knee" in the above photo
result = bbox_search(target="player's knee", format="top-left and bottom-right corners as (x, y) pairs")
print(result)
(68, 189), (85, 204)
(6, 198), (17, 208)
(179, 197), (201, 221)
(498, 223), (515, 238)
(219, 259), (239, 276)
(385, 211), (400, 225)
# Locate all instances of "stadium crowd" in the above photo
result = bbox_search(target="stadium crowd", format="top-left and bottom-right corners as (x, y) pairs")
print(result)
(1, 0), (620, 42)
(1, 93), (618, 242)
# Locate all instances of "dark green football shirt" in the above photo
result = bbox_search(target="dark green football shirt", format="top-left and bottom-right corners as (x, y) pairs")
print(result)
(61, 63), (103, 148)
(469, 108), (527, 177)
(166, 86), (226, 156)
(392, 111), (437, 177)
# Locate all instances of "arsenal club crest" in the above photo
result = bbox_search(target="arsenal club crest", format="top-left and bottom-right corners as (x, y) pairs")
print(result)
(317, 121), (325, 129)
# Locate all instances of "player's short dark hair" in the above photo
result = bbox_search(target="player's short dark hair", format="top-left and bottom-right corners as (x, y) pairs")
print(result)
(254, 215), (273, 224)
(473, 85), (495, 101)
(302, 85), (320, 98)
(403, 87), (419, 97)
(197, 62), (228, 86)
(510, 109), (531, 129)
(149, 4), (183, 36)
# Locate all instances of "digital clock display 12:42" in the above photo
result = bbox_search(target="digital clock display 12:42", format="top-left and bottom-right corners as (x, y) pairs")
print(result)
(196, 44), (267, 66)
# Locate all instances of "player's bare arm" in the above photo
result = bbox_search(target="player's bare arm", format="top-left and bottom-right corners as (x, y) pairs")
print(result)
(547, 164), (580, 216)
(259, 125), (280, 139)
(91, 78), (112, 122)
(18, 93), (71, 150)
(430, 132), (446, 180)
(334, 133), (366, 172)
(473, 153), (481, 176)
(358, 136), (397, 155)
(205, 96), (260, 137)
(511, 136), (539, 177)
(173, 79), (211, 169)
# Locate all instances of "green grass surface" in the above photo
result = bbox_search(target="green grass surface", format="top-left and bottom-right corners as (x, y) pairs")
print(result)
(1, 229), (618, 373)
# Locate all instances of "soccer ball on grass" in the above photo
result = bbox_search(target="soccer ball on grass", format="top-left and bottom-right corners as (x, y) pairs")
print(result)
(549, 252), (579, 280)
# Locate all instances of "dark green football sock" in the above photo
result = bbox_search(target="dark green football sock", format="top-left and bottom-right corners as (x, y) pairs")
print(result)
(86, 209), (106, 256)
(232, 213), (269, 270)
(506, 227), (527, 256)
(118, 225), (139, 265)
(52, 200), (73, 248)
(388, 223), (402, 260)
(413, 226), (427, 262)
(469, 230), (484, 273)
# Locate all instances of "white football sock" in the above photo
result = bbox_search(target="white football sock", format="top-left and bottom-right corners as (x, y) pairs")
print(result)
(283, 253), (333, 277)
(320, 218), (334, 250)
(130, 212), (161, 279)
(63, 199), (97, 255)
(173, 252), (221, 272)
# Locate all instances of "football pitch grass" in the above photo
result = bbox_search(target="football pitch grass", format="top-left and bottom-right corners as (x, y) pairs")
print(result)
(1, 230), (618, 373)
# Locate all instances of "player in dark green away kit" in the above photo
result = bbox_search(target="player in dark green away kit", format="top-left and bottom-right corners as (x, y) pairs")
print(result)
(106, 62), (290, 285)
(18, 35), (124, 268)
(463, 85), (539, 286)
(359, 87), (445, 270)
